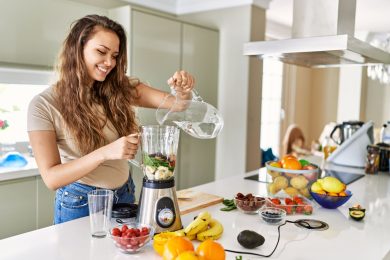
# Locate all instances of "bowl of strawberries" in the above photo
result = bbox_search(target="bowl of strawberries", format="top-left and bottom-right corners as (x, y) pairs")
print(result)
(110, 223), (154, 254)
(265, 196), (314, 215)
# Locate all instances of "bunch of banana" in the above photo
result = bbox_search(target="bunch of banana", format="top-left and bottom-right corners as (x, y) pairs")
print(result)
(175, 211), (224, 241)
(196, 218), (223, 241)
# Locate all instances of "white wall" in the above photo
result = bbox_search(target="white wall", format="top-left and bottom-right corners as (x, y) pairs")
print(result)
(365, 79), (390, 127)
(337, 67), (364, 122)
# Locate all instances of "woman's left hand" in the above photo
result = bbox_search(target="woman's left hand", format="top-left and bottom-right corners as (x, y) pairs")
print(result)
(167, 71), (195, 96)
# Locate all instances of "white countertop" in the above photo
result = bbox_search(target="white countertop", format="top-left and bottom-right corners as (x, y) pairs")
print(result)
(0, 166), (390, 260)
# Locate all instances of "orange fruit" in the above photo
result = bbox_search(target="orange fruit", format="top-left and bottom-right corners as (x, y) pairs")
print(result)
(338, 191), (347, 197)
(153, 232), (179, 256)
(282, 158), (302, 170)
(327, 192), (339, 196)
(281, 154), (297, 165)
(175, 251), (200, 260)
(163, 237), (194, 260)
(196, 240), (226, 260)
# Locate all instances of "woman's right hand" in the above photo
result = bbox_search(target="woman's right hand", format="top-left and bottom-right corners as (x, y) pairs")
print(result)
(99, 134), (139, 160)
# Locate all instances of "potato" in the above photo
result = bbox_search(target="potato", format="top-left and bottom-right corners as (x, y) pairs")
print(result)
(273, 176), (288, 190)
(284, 187), (299, 197)
(268, 183), (280, 194)
(290, 175), (309, 190)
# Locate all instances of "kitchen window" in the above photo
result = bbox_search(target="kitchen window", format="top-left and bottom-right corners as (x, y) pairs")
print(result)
(260, 59), (284, 157)
(0, 66), (52, 151)
(0, 84), (48, 143)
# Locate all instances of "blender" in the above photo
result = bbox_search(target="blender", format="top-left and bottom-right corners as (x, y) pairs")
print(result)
(130, 125), (182, 233)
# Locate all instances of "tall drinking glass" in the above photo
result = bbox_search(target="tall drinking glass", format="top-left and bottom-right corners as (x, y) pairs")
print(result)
(88, 189), (113, 238)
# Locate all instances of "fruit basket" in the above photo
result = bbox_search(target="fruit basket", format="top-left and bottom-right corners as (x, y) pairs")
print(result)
(265, 195), (313, 215)
(265, 159), (320, 199)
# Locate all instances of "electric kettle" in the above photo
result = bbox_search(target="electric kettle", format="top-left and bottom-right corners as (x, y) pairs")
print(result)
(330, 121), (364, 145)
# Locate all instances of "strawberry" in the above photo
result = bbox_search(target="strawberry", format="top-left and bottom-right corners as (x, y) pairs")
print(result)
(285, 207), (293, 215)
(303, 205), (313, 215)
(296, 206), (304, 214)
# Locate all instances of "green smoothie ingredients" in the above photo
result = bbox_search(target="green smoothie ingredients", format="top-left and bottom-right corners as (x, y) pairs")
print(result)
(143, 153), (175, 180)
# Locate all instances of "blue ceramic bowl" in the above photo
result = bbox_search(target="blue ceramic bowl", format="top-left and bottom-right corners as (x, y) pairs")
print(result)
(310, 190), (352, 209)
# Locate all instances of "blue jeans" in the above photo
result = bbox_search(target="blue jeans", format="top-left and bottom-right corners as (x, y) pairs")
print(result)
(54, 176), (135, 224)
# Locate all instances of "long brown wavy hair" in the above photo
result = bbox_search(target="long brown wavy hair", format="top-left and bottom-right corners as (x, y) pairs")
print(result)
(54, 15), (140, 155)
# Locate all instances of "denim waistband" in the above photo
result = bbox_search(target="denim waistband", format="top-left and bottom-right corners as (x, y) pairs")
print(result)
(69, 178), (131, 196)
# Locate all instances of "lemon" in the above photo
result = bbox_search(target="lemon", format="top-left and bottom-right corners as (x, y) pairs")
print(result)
(321, 177), (346, 193)
(310, 181), (324, 193)
(270, 161), (282, 168)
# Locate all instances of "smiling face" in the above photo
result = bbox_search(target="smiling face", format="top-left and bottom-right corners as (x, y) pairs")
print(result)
(83, 26), (120, 83)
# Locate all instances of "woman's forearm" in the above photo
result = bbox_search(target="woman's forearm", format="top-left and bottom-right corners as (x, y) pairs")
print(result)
(41, 149), (105, 190)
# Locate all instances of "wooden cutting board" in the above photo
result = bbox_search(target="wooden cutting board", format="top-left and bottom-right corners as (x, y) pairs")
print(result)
(177, 189), (224, 215)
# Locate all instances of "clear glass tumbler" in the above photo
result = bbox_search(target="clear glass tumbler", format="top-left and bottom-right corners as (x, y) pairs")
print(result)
(88, 189), (113, 238)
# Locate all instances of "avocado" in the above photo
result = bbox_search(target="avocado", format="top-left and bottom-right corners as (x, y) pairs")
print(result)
(349, 210), (365, 221)
(237, 230), (265, 249)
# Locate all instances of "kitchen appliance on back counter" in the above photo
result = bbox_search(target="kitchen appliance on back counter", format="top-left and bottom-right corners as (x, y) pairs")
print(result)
(329, 120), (364, 145)
(327, 121), (374, 168)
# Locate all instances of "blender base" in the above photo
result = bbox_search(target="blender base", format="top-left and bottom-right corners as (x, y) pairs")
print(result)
(137, 177), (182, 233)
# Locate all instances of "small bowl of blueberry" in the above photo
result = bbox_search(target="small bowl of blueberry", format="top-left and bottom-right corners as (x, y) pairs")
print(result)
(260, 207), (286, 225)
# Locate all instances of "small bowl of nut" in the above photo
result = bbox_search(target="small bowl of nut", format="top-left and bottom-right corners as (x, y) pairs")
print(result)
(234, 193), (266, 214)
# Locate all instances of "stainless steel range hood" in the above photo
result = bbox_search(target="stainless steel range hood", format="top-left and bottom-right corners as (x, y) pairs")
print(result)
(244, 0), (390, 68)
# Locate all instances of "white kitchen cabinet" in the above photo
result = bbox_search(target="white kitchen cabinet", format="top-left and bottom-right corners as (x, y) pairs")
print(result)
(0, 0), (107, 67)
(0, 177), (36, 239)
(179, 24), (219, 188)
(0, 175), (55, 239)
(37, 176), (55, 228)
(130, 10), (219, 191)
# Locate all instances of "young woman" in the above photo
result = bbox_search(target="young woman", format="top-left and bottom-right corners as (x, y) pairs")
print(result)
(27, 15), (195, 224)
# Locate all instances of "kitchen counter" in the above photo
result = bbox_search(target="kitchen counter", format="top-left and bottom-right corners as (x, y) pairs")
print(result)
(0, 166), (390, 260)
(0, 156), (39, 182)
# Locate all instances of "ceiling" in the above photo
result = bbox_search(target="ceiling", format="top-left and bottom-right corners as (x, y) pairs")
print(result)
(265, 0), (390, 33)
(119, 0), (390, 34)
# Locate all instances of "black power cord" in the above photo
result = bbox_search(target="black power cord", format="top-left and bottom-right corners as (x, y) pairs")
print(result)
(225, 220), (313, 258)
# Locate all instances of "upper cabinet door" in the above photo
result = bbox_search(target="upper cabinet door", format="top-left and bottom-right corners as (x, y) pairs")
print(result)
(131, 10), (181, 125)
(179, 24), (219, 189)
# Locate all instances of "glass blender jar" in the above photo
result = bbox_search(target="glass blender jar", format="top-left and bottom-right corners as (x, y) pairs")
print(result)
(130, 125), (182, 233)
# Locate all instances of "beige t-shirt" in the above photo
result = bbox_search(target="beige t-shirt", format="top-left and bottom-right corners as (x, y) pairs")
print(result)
(27, 86), (129, 189)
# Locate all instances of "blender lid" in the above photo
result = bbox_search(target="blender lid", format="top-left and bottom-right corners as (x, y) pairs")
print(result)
(112, 203), (138, 219)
